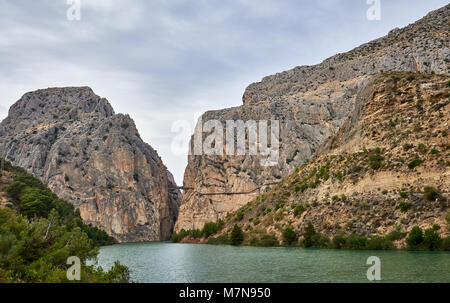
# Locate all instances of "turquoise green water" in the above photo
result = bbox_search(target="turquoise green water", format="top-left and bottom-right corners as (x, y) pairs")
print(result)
(95, 242), (449, 283)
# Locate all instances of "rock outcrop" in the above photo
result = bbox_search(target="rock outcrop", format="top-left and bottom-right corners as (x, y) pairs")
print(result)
(0, 87), (182, 242)
(213, 71), (449, 245)
(175, 4), (450, 231)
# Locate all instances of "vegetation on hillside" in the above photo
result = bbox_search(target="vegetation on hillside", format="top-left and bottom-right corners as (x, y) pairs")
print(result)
(0, 158), (128, 282)
(1, 158), (115, 246)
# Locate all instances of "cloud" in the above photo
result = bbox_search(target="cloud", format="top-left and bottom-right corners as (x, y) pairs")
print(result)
(0, 0), (448, 184)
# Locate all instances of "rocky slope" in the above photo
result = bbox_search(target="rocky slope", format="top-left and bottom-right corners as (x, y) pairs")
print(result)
(0, 87), (181, 242)
(201, 71), (450, 246)
(175, 4), (450, 231)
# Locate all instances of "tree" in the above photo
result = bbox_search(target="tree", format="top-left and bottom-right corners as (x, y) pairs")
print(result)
(230, 224), (244, 246)
(0, 208), (129, 283)
(282, 226), (297, 245)
(406, 226), (424, 249)
(423, 226), (441, 250)
(302, 222), (316, 248)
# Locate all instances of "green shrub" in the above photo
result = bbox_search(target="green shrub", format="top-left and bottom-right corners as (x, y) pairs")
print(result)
(202, 220), (224, 238)
(423, 226), (441, 250)
(408, 159), (423, 170)
(2, 161), (115, 246)
(282, 226), (297, 245)
(294, 204), (306, 217)
(319, 165), (330, 181)
(365, 236), (395, 250)
(385, 228), (405, 241)
(345, 234), (367, 249)
(406, 226), (424, 249)
(235, 210), (244, 221)
(331, 233), (346, 249)
(300, 183), (308, 192)
(424, 186), (441, 201)
(369, 154), (384, 170)
(403, 143), (414, 151)
(301, 222), (329, 248)
(399, 202), (412, 212)
(430, 148), (439, 155)
(441, 237), (450, 251)
(0, 207), (128, 283)
(258, 234), (279, 247)
(207, 234), (229, 245)
(230, 224), (244, 246)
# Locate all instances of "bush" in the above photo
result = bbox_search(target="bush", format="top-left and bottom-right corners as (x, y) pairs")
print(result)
(207, 234), (229, 245)
(406, 74), (415, 81)
(441, 237), (450, 251)
(258, 234), (279, 247)
(399, 202), (412, 212)
(301, 222), (329, 248)
(0, 208), (128, 282)
(294, 204), (306, 217)
(171, 229), (187, 243)
(282, 226), (297, 245)
(369, 154), (384, 170)
(2, 162), (115, 246)
(344, 234), (367, 249)
(406, 226), (424, 249)
(408, 159), (423, 170)
(230, 224), (244, 246)
(235, 210), (244, 221)
(423, 226), (441, 250)
(331, 233), (346, 249)
(424, 186), (441, 201)
(385, 228), (405, 242)
(202, 220), (224, 238)
(365, 236), (395, 250)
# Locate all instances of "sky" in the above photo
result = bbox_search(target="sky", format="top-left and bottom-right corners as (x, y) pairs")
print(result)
(0, 0), (448, 185)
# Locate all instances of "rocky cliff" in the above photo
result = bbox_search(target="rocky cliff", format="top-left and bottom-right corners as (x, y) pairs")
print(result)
(175, 4), (450, 232)
(0, 87), (182, 242)
(186, 71), (450, 247)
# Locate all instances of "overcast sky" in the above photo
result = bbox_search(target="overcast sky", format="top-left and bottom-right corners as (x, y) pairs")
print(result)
(0, 0), (448, 184)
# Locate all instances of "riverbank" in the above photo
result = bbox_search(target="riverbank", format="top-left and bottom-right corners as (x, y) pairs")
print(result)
(172, 220), (450, 252)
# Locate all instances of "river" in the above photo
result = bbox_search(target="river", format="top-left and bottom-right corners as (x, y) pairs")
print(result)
(95, 242), (449, 283)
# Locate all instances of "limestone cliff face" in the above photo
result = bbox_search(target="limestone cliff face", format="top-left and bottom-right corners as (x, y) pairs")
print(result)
(175, 4), (450, 231)
(0, 87), (181, 242)
(215, 71), (449, 245)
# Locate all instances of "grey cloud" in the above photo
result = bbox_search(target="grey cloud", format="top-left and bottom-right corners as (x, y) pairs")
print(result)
(0, 0), (448, 183)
